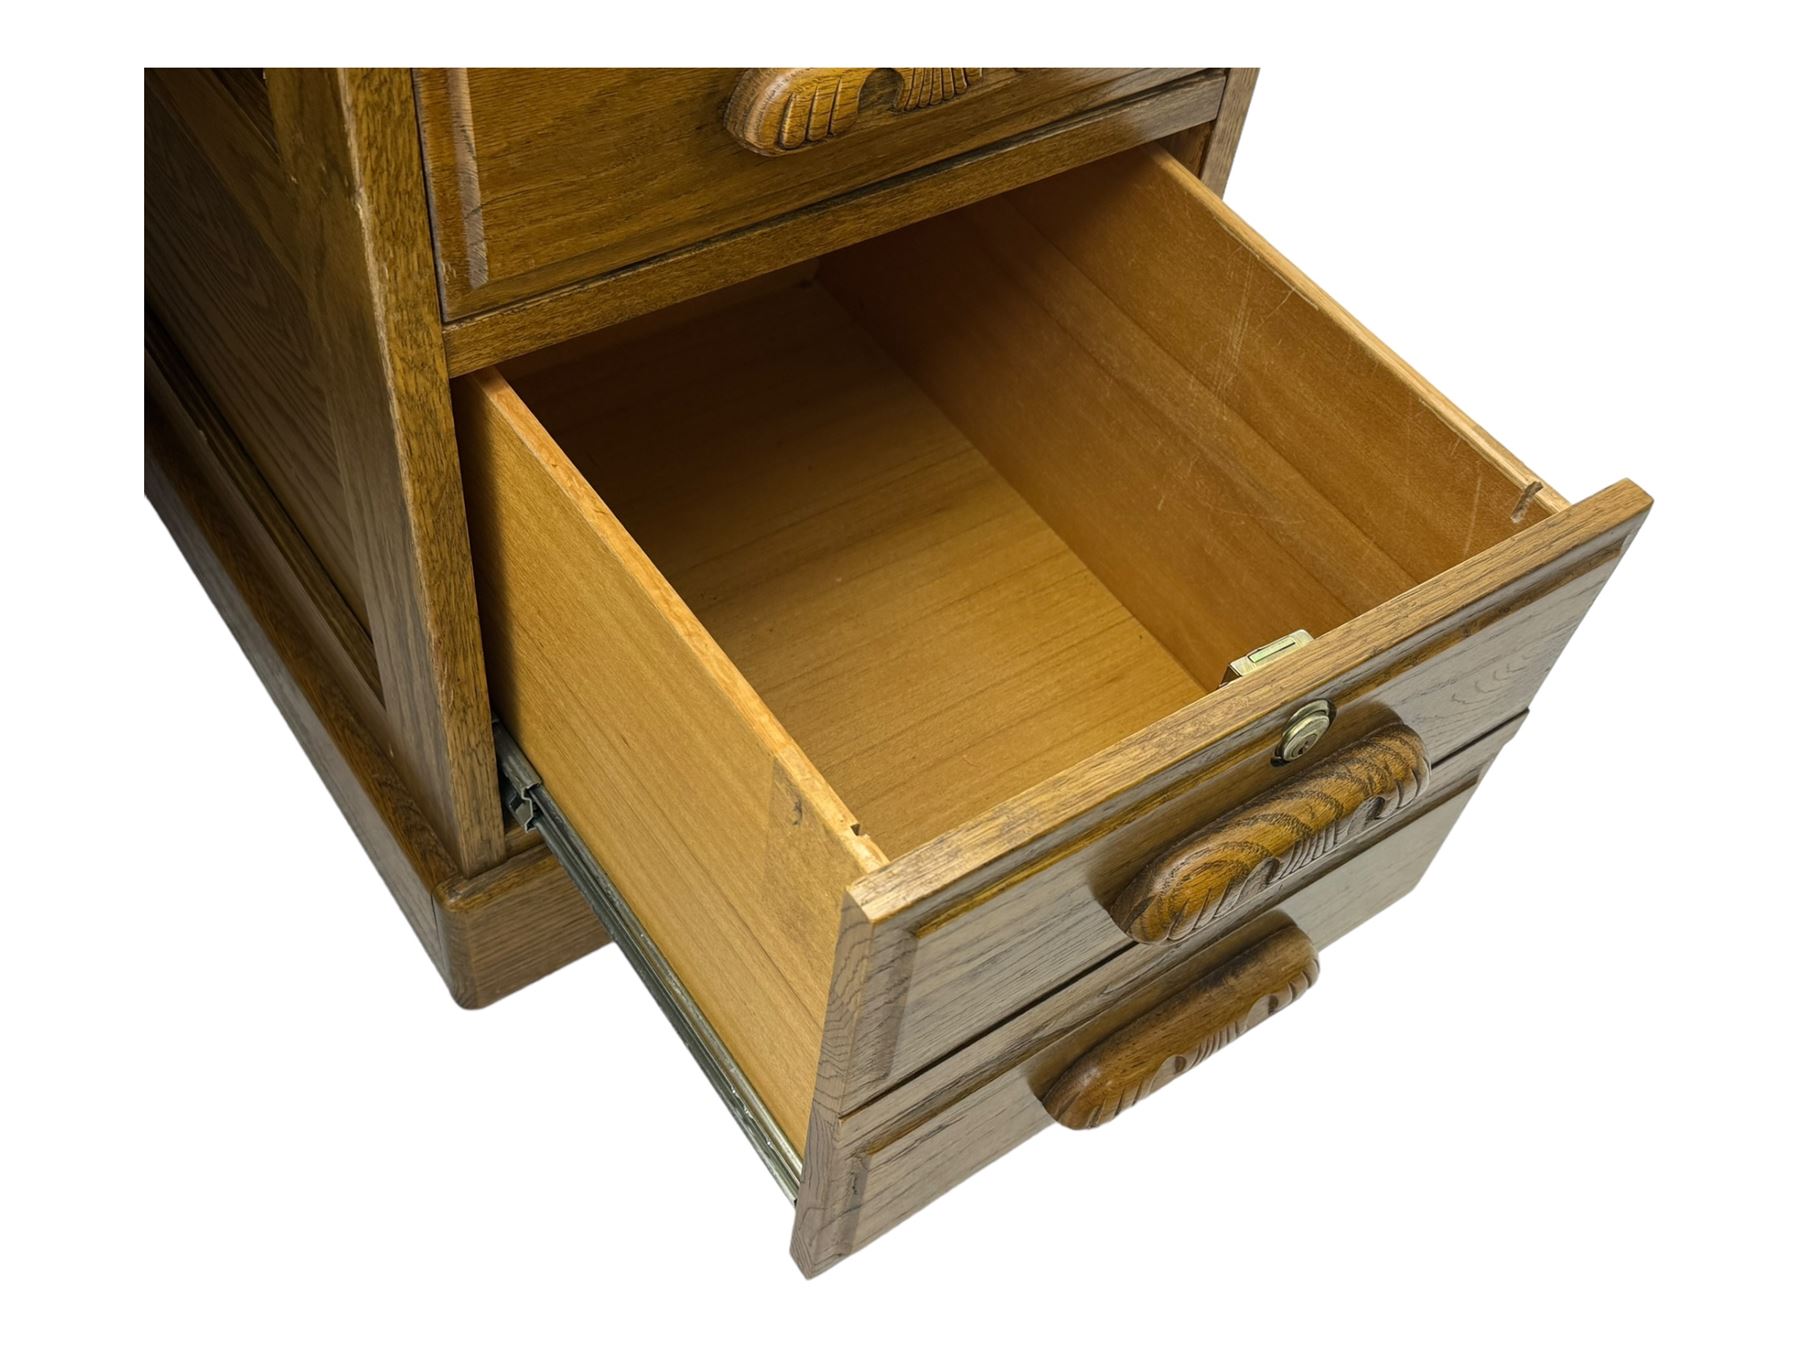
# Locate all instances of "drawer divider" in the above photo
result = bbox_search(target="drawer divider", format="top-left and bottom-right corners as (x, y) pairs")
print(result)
(493, 722), (803, 1201)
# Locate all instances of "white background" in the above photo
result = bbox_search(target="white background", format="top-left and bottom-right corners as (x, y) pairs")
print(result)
(8, 9), (1796, 1345)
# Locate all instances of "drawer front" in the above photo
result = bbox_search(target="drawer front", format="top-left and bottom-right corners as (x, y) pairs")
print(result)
(456, 142), (1648, 1247)
(823, 483), (1644, 1112)
(812, 146), (1649, 1118)
(416, 68), (1205, 318)
(794, 748), (1501, 1274)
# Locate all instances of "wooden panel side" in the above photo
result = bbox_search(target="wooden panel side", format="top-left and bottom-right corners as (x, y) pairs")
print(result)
(146, 399), (455, 977)
(824, 482), (1649, 1112)
(439, 73), (1227, 374)
(145, 81), (365, 626)
(455, 368), (882, 1145)
(147, 70), (297, 281)
(146, 319), (384, 743)
(795, 758), (1493, 1276)
(269, 69), (506, 876)
(148, 382), (605, 1008)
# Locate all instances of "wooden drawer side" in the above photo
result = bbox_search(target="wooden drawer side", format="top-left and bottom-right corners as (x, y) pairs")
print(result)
(455, 368), (885, 1147)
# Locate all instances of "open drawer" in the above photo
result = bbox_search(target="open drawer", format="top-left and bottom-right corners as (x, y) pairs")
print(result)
(454, 144), (1647, 1271)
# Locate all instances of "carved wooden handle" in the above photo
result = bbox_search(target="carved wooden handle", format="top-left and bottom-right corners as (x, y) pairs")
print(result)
(1110, 724), (1430, 945)
(725, 68), (986, 155)
(1042, 922), (1320, 1129)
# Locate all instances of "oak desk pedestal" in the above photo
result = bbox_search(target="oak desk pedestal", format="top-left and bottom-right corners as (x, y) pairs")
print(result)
(144, 67), (1647, 1275)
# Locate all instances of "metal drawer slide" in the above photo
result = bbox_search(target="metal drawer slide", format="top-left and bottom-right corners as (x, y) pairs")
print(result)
(494, 723), (801, 1200)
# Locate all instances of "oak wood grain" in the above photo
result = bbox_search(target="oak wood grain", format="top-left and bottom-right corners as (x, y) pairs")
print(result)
(145, 316), (384, 742)
(146, 389), (605, 1007)
(823, 193), (1408, 682)
(145, 81), (364, 625)
(501, 281), (1205, 857)
(1013, 146), (1570, 529)
(269, 69), (506, 876)
(726, 69), (987, 155)
(793, 737), (1503, 1276)
(455, 365), (885, 1145)
(471, 157), (1647, 1145)
(824, 481), (1647, 1119)
(1041, 921), (1318, 1128)
(438, 72), (1228, 373)
(1198, 66), (1259, 193)
(416, 68), (1202, 319)
(146, 70), (298, 283)
(438, 847), (609, 1007)
(1110, 724), (1430, 944)
(824, 144), (1562, 683)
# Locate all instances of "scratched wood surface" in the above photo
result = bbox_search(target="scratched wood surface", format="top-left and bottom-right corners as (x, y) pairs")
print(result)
(823, 145), (1559, 684)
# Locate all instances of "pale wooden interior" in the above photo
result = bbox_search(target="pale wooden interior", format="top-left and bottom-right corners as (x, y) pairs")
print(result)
(482, 144), (1561, 1140)
(505, 281), (1205, 857)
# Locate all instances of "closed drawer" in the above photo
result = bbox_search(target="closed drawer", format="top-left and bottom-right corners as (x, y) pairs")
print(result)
(415, 68), (1210, 318)
(453, 144), (1648, 1266)
(799, 744), (1505, 1271)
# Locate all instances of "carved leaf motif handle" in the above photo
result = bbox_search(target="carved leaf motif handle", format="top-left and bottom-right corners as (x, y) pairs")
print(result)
(1110, 724), (1431, 945)
(1042, 922), (1320, 1129)
(725, 68), (986, 155)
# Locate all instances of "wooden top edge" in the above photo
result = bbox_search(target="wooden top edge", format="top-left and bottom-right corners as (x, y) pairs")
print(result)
(464, 367), (888, 876)
(851, 479), (1650, 925)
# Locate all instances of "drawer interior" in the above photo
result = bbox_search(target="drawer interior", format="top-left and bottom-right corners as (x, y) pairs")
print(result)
(498, 148), (1556, 861)
(503, 280), (1206, 857)
(461, 143), (1561, 1145)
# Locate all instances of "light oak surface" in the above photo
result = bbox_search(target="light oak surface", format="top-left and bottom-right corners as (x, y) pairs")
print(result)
(825, 146), (1559, 682)
(503, 281), (1206, 857)
(456, 366), (885, 1144)
(461, 143), (1649, 1166)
